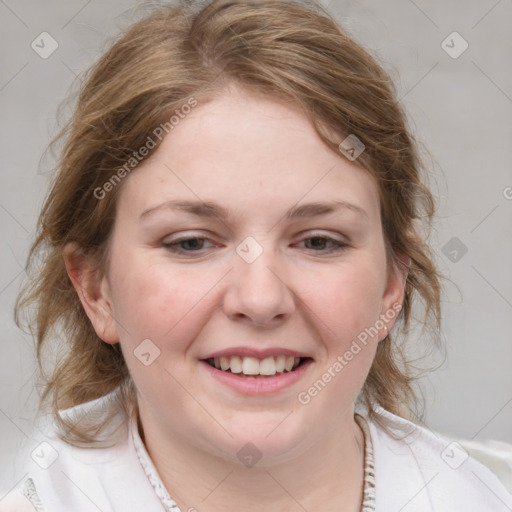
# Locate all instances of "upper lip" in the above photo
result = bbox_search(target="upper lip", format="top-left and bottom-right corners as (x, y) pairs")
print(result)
(200, 347), (312, 360)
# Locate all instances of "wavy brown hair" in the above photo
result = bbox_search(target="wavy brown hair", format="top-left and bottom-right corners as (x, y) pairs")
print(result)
(15, 0), (442, 446)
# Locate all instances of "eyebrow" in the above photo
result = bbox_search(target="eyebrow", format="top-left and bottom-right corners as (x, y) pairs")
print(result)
(139, 199), (368, 222)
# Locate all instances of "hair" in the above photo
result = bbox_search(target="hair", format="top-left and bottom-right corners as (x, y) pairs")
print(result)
(15, 0), (442, 446)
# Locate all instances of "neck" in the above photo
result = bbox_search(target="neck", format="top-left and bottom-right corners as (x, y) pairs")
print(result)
(137, 409), (365, 512)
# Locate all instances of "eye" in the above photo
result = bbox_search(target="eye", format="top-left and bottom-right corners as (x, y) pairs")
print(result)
(297, 234), (349, 254)
(162, 236), (216, 254)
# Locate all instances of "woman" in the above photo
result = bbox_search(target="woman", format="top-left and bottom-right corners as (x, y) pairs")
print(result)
(6, 0), (512, 510)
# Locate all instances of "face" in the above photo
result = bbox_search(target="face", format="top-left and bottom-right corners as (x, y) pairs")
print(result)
(71, 86), (405, 465)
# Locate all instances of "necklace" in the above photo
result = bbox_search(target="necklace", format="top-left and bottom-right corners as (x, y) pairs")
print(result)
(355, 413), (377, 511)
(132, 411), (376, 511)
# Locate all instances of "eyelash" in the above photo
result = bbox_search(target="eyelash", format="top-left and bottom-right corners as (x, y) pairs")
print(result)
(162, 234), (349, 255)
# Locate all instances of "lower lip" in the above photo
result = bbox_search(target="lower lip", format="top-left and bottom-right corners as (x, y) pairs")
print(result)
(199, 359), (313, 395)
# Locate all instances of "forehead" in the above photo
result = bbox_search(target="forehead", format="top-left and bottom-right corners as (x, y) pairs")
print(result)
(118, 88), (381, 225)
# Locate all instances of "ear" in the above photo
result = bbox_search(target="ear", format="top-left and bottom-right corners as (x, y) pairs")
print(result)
(62, 242), (119, 344)
(378, 252), (410, 340)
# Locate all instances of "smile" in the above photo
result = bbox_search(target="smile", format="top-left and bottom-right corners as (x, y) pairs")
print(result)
(199, 348), (313, 395)
(205, 355), (307, 377)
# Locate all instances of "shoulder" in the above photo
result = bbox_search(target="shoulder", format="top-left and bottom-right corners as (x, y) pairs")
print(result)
(5, 390), (164, 512)
(362, 404), (512, 512)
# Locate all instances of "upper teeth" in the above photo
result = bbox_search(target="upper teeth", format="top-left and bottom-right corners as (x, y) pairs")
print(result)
(209, 355), (301, 376)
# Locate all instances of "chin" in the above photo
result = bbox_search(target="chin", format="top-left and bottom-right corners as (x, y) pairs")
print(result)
(204, 413), (317, 467)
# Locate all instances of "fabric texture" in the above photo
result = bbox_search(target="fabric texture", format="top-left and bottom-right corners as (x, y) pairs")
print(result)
(2, 389), (512, 511)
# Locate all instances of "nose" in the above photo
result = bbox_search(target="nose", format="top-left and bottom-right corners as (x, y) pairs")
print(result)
(222, 245), (296, 328)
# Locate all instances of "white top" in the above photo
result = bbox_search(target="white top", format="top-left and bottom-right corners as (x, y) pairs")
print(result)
(2, 390), (512, 512)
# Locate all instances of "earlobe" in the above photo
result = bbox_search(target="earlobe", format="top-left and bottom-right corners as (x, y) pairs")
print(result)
(62, 242), (119, 345)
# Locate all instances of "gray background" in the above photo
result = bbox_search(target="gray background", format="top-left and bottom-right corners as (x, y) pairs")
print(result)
(1, 0), (511, 496)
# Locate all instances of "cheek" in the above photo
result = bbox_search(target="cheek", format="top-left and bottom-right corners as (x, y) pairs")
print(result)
(109, 251), (225, 353)
(298, 264), (384, 410)
(306, 260), (385, 343)
(109, 253), (191, 344)
(108, 255), (209, 399)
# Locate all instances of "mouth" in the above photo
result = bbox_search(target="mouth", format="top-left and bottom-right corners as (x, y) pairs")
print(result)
(203, 355), (311, 378)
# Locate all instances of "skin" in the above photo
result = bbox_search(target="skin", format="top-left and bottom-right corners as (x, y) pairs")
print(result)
(64, 85), (407, 511)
